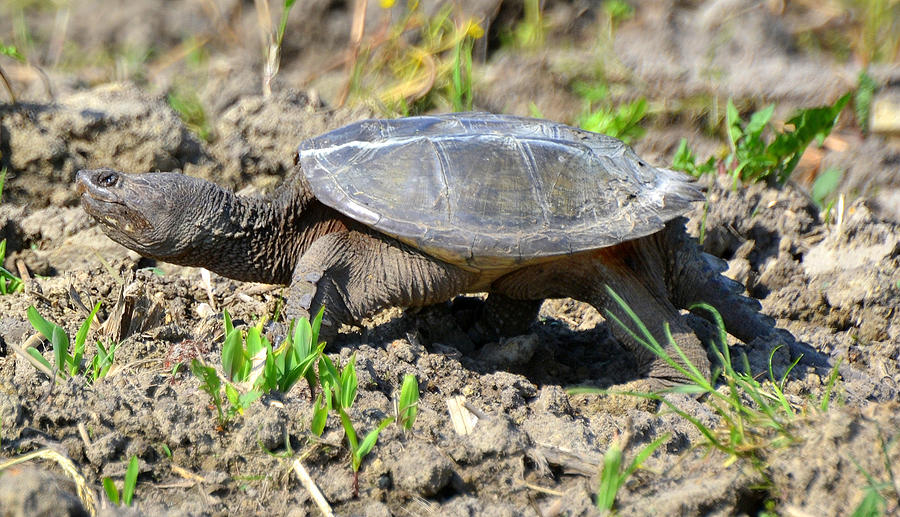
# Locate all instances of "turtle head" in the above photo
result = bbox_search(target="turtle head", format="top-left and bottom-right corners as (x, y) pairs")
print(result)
(76, 169), (216, 261)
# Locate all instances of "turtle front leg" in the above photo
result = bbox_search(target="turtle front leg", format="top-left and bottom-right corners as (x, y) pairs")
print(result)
(284, 230), (476, 339)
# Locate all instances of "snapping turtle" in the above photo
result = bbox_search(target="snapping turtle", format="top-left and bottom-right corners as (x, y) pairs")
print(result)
(77, 112), (775, 386)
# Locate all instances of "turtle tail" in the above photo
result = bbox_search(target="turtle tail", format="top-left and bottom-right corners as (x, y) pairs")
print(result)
(653, 168), (705, 222)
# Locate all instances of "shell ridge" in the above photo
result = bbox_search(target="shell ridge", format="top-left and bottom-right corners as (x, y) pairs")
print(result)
(429, 139), (454, 223)
(513, 138), (551, 227)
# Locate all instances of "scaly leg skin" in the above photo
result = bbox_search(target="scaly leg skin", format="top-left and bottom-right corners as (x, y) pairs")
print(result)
(284, 230), (476, 342)
(659, 218), (776, 342)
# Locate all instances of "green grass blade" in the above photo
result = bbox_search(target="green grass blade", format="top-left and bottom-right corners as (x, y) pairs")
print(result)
(398, 374), (419, 430)
(623, 433), (670, 480)
(102, 478), (120, 505)
(340, 353), (358, 410)
(123, 456), (139, 506)
(597, 439), (624, 510)
(338, 407), (359, 455)
(26, 347), (52, 370)
(356, 417), (394, 464)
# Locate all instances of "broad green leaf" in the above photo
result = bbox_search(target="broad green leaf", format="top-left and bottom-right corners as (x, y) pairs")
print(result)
(225, 383), (240, 407)
(221, 328), (244, 381)
(246, 327), (264, 358)
(27, 306), (58, 342)
(223, 309), (234, 337)
(239, 389), (262, 409)
(311, 393), (328, 436)
(292, 317), (312, 358)
(726, 99), (741, 144)
(745, 104), (774, 138)
(398, 374), (419, 430)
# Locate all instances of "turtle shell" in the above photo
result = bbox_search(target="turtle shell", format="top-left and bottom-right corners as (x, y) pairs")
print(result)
(297, 112), (702, 269)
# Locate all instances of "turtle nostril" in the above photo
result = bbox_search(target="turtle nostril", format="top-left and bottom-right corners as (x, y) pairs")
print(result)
(97, 170), (119, 187)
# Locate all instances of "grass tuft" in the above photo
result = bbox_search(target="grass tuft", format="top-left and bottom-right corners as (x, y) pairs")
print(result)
(344, 2), (484, 114)
(570, 286), (844, 510)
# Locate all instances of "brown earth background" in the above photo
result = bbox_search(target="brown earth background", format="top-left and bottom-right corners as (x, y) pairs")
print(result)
(1, 0), (899, 515)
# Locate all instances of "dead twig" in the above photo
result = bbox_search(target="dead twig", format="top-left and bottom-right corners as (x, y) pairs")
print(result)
(292, 458), (334, 517)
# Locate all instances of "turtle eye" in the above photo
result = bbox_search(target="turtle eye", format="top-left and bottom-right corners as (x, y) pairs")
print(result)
(97, 170), (119, 187)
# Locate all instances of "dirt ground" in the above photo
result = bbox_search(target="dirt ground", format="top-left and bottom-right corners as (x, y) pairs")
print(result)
(1, 0), (900, 515)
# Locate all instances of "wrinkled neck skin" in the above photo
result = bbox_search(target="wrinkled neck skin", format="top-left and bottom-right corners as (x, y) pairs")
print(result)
(82, 170), (347, 285)
(168, 175), (347, 284)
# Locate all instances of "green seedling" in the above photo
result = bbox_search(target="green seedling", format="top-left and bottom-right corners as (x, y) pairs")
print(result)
(674, 94), (851, 185)
(855, 70), (877, 133)
(192, 308), (325, 426)
(314, 353), (396, 497)
(672, 138), (716, 177)
(102, 455), (139, 506)
(395, 374), (419, 431)
(220, 309), (261, 383)
(167, 89), (212, 141)
(190, 358), (261, 428)
(26, 302), (112, 381)
(259, 307), (326, 394)
(571, 287), (819, 473)
(573, 82), (647, 144)
(595, 432), (670, 511)
(220, 307), (324, 394)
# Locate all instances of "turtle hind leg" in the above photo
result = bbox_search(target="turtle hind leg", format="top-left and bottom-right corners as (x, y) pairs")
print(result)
(492, 243), (711, 388)
(657, 218), (777, 343)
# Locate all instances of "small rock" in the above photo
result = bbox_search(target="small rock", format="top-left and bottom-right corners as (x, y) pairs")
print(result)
(0, 467), (88, 517)
(391, 441), (454, 496)
(477, 333), (540, 367)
